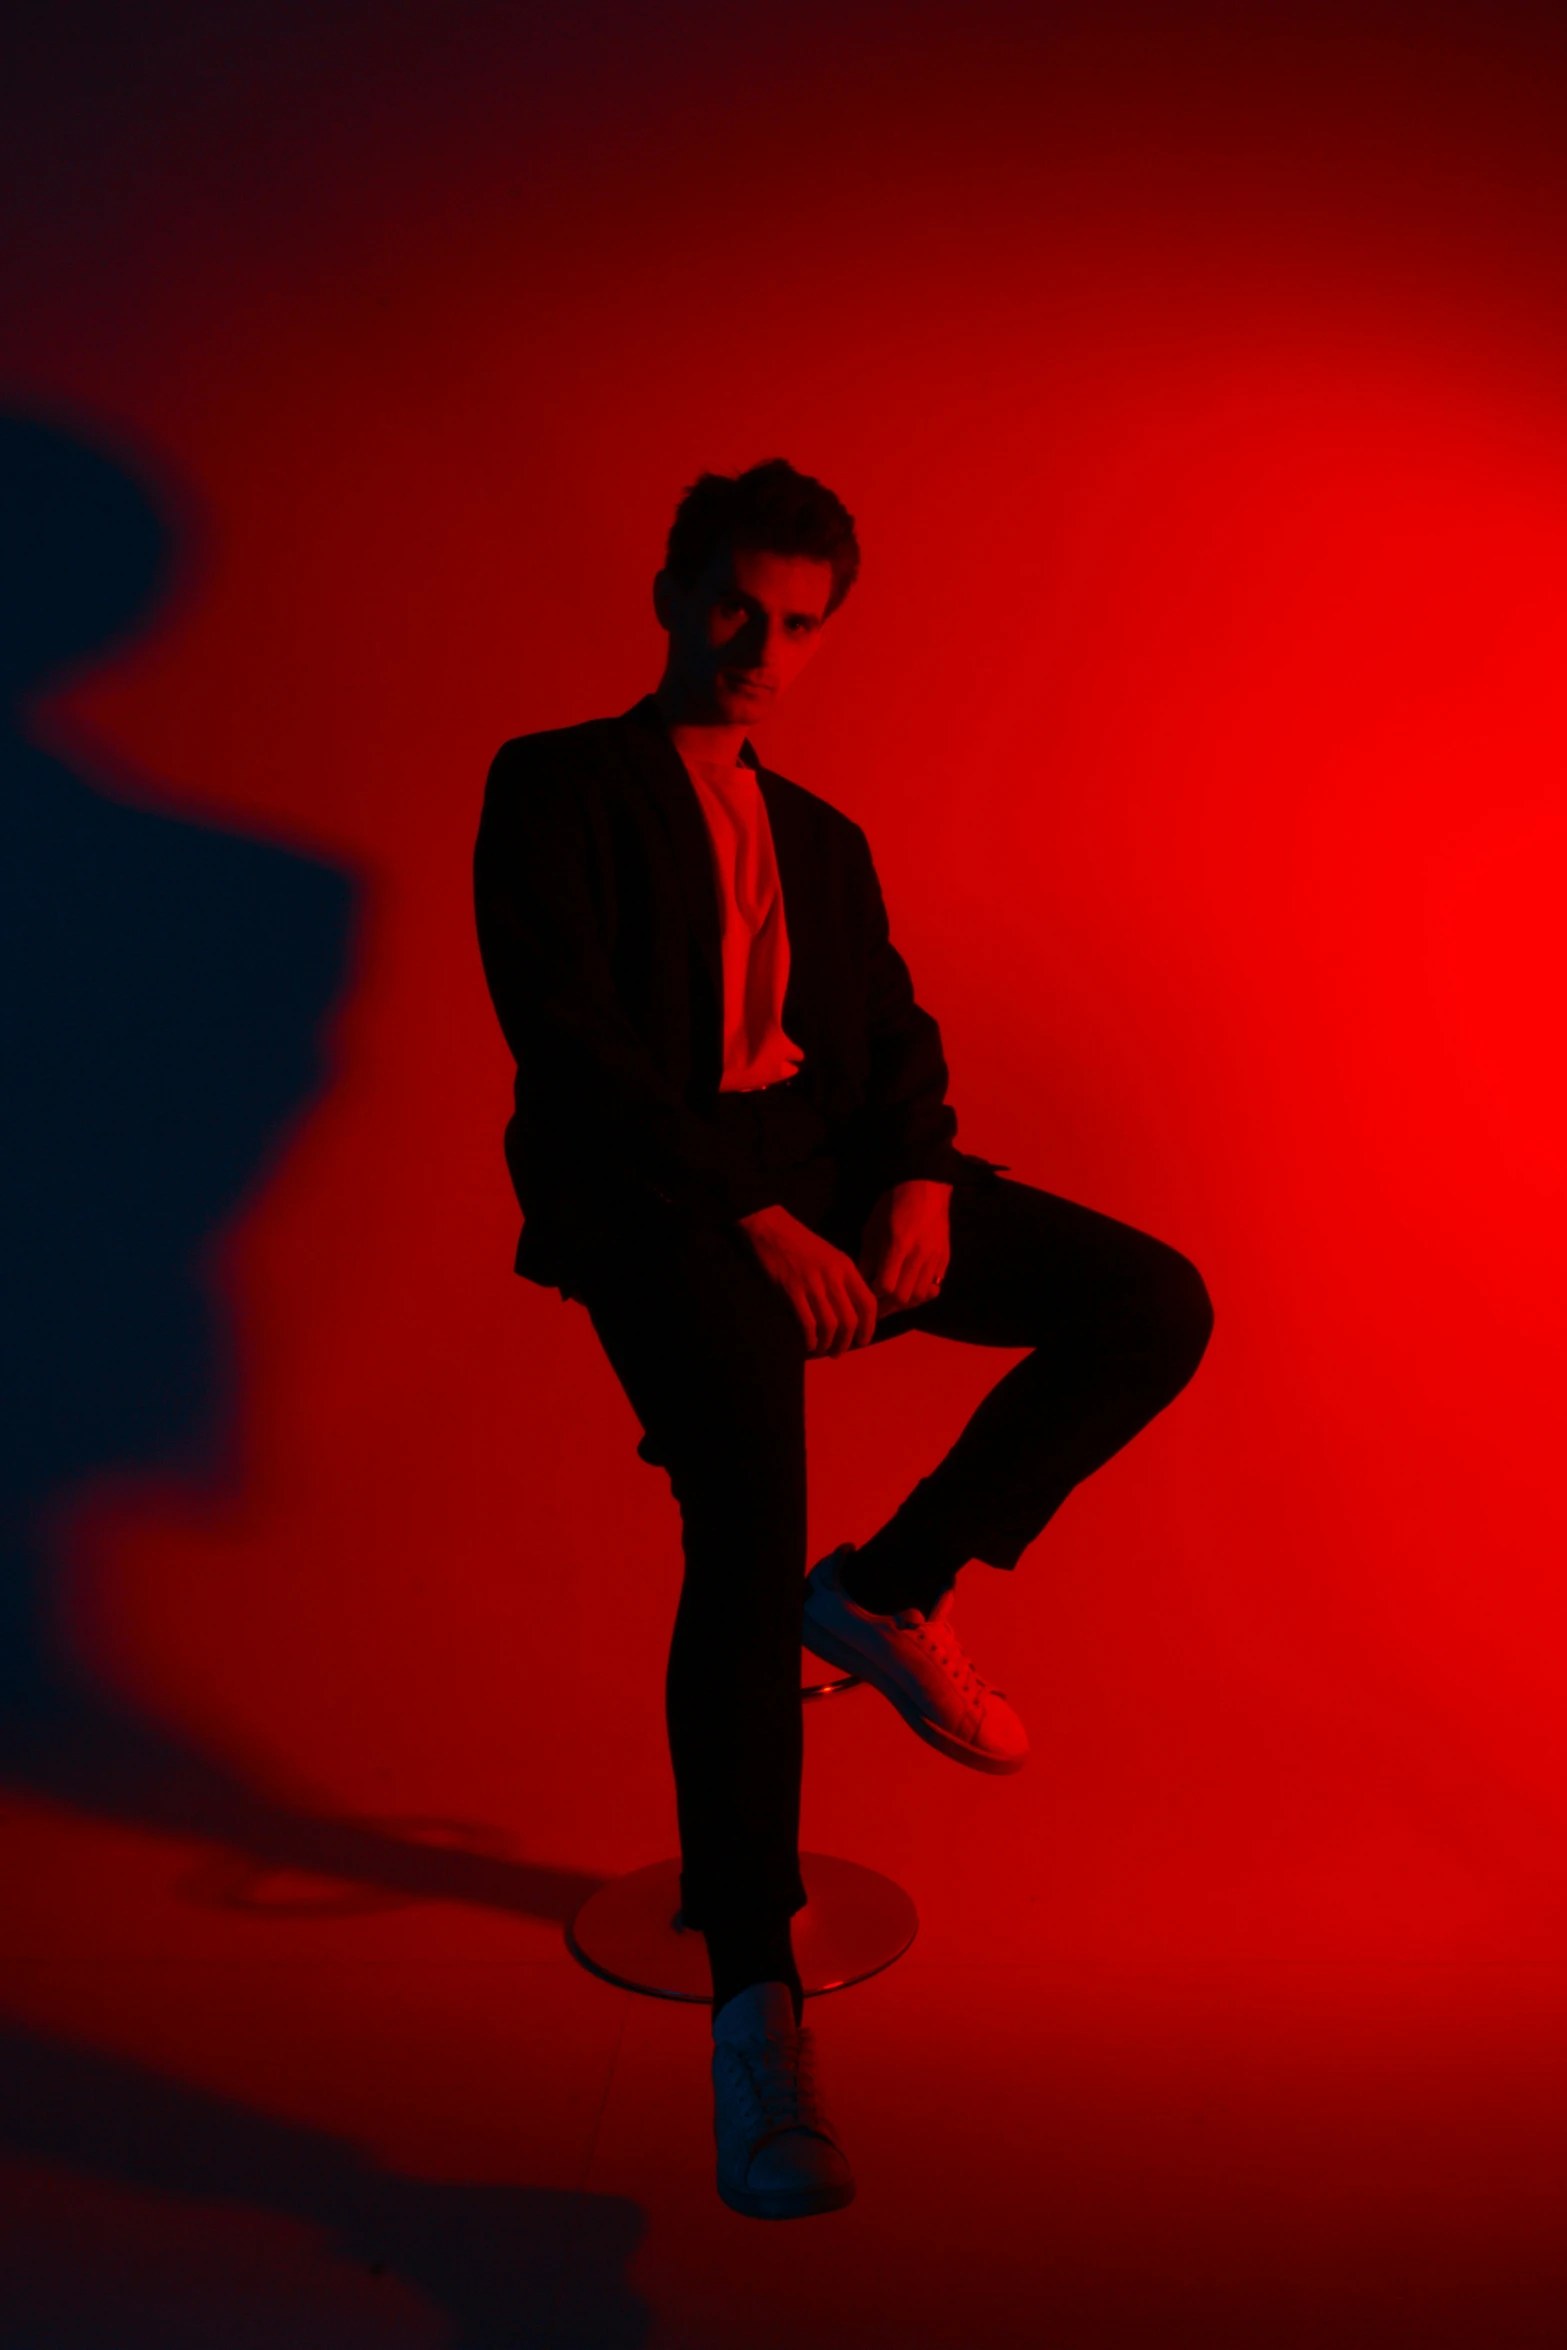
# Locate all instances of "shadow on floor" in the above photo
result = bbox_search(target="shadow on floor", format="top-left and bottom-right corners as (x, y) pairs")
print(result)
(0, 2019), (647, 2348)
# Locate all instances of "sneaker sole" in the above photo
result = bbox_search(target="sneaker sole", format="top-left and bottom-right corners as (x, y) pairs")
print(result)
(718, 2173), (857, 2221)
(801, 1610), (1028, 1776)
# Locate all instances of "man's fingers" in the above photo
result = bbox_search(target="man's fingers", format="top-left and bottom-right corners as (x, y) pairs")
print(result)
(788, 1278), (824, 1355)
(810, 1270), (872, 1356)
(879, 1239), (912, 1297)
(908, 1245), (947, 1303)
(761, 1232), (889, 1355)
(845, 1264), (879, 1347)
(830, 1277), (859, 1354)
(881, 1247), (946, 1311)
(879, 1239), (924, 1310)
(860, 1254), (902, 1309)
(804, 1273), (849, 1357)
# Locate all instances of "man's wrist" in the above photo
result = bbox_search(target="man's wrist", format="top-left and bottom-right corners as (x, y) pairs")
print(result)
(738, 1200), (794, 1234)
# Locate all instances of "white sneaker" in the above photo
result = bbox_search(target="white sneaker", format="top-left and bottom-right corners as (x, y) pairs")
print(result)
(803, 1544), (1029, 1775)
(711, 1982), (855, 2220)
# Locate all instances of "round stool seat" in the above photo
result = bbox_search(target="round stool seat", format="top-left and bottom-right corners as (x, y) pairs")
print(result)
(567, 1851), (918, 2002)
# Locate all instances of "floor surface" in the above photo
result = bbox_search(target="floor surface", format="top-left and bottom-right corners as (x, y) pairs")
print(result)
(5, 1724), (1567, 2350)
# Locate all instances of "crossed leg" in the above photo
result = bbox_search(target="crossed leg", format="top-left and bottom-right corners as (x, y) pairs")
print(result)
(844, 1173), (1214, 1612)
(574, 1173), (1211, 2010)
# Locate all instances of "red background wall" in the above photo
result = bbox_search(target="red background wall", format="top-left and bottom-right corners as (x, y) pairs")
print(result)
(4, 0), (1566, 2189)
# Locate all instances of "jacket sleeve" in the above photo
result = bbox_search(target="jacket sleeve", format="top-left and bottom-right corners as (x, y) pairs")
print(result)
(854, 826), (969, 1192)
(473, 738), (784, 1224)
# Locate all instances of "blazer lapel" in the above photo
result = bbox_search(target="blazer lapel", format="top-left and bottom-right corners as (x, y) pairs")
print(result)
(753, 756), (818, 1051)
(617, 698), (723, 1014)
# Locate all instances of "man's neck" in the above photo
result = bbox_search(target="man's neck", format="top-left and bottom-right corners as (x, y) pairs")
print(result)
(654, 683), (748, 770)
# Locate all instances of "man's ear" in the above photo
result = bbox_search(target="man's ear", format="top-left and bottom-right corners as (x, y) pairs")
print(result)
(652, 568), (675, 631)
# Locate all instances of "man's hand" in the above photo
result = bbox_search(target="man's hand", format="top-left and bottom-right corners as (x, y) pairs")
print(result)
(857, 1180), (953, 1312)
(738, 1203), (880, 1356)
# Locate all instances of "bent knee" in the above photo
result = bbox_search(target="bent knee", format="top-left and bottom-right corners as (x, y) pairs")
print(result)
(1153, 1248), (1213, 1392)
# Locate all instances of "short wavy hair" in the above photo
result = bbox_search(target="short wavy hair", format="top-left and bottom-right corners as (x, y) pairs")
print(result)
(663, 458), (860, 616)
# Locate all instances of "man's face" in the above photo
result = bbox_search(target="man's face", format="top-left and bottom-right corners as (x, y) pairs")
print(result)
(655, 544), (835, 725)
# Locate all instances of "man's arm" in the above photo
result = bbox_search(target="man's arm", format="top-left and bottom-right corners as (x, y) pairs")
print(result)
(473, 738), (782, 1225)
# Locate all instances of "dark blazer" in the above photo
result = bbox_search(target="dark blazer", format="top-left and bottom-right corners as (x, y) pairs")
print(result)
(473, 694), (989, 1286)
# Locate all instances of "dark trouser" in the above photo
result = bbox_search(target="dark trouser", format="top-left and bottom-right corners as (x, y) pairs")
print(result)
(571, 1085), (1213, 1942)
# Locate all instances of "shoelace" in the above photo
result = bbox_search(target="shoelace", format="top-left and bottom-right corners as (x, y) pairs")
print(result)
(892, 1604), (990, 1703)
(730, 2027), (833, 2144)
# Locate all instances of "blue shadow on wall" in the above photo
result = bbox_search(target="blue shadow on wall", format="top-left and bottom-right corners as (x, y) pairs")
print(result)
(0, 411), (608, 1925)
(0, 408), (352, 1704)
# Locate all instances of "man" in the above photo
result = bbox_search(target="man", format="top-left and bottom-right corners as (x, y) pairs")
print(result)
(474, 459), (1212, 2221)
